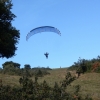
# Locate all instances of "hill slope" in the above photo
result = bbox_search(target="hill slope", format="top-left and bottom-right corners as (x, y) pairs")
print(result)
(0, 68), (100, 100)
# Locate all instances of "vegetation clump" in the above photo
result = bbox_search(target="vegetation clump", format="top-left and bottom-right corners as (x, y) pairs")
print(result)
(68, 56), (100, 77)
(0, 61), (51, 77)
(0, 71), (93, 100)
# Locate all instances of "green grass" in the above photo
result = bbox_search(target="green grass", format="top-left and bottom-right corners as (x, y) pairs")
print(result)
(0, 68), (100, 100)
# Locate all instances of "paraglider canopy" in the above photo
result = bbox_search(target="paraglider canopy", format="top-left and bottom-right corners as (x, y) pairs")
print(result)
(26, 26), (61, 59)
(26, 26), (61, 41)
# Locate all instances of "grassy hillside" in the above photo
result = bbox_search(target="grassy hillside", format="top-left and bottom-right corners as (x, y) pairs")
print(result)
(0, 68), (100, 100)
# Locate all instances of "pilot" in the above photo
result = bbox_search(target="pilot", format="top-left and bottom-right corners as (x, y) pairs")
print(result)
(44, 52), (49, 59)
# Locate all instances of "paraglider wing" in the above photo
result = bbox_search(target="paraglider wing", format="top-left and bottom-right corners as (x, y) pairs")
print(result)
(26, 26), (61, 41)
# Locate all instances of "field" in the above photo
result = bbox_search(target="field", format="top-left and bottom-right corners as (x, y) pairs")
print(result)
(0, 68), (100, 100)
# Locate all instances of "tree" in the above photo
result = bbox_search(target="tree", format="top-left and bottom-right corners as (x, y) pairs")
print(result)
(24, 64), (31, 70)
(0, 0), (20, 58)
(76, 58), (87, 77)
(2, 61), (20, 69)
(23, 64), (31, 77)
(2, 61), (21, 75)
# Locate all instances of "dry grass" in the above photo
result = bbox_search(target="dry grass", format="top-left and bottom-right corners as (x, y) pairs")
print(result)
(0, 68), (100, 100)
(36, 68), (67, 86)
(71, 72), (100, 100)
(0, 74), (20, 87)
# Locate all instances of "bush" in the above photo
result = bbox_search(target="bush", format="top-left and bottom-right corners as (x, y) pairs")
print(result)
(0, 71), (93, 100)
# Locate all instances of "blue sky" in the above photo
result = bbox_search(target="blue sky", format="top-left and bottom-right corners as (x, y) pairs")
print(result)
(1, 0), (100, 68)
